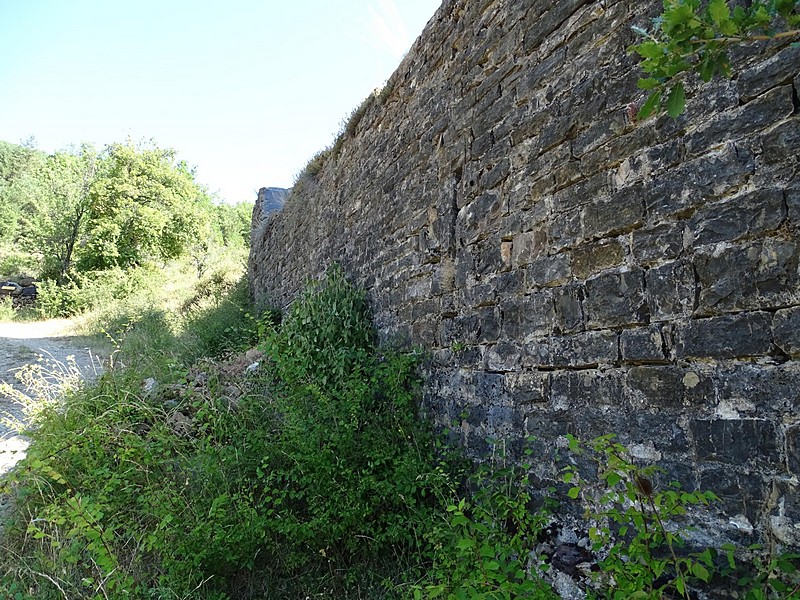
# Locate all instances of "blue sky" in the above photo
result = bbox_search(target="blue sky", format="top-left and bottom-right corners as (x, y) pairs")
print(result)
(0, 0), (440, 203)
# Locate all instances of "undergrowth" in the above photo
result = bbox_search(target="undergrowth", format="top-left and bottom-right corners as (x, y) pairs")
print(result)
(1, 265), (798, 599)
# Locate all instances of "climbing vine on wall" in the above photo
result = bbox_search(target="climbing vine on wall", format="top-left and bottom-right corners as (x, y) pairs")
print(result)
(631, 0), (800, 118)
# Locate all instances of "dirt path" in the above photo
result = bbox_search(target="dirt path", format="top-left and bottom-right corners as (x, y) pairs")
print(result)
(0, 319), (106, 476)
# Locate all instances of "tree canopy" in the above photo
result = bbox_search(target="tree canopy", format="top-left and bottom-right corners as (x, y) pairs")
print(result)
(0, 139), (253, 284)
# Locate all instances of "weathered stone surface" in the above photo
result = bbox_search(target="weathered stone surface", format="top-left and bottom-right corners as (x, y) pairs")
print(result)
(694, 239), (799, 315)
(584, 269), (648, 329)
(620, 326), (667, 363)
(645, 261), (696, 322)
(525, 330), (618, 368)
(676, 313), (774, 359)
(691, 419), (780, 466)
(552, 283), (584, 334)
(504, 372), (549, 405)
(788, 425), (800, 477)
(773, 307), (800, 358)
(484, 342), (523, 373)
(627, 366), (713, 407)
(501, 291), (555, 340)
(686, 86), (796, 156)
(250, 0), (800, 550)
(632, 223), (687, 265)
(688, 189), (785, 247)
(738, 45), (800, 103)
(572, 239), (625, 279)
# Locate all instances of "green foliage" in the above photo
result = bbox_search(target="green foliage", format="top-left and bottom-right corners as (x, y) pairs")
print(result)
(0, 137), (252, 320)
(561, 434), (800, 599)
(181, 274), (272, 360)
(0, 295), (15, 321)
(261, 263), (375, 387)
(0, 265), (443, 598)
(415, 439), (556, 600)
(81, 141), (213, 271)
(630, 0), (800, 118)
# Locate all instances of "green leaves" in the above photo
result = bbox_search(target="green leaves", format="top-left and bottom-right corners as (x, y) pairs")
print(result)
(666, 82), (686, 118)
(637, 91), (662, 120)
(630, 0), (800, 119)
(708, 0), (731, 26)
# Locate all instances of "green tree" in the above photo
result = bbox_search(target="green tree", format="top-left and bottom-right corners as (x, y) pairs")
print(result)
(82, 142), (213, 270)
(0, 140), (47, 275)
(33, 145), (100, 283)
(215, 200), (253, 247)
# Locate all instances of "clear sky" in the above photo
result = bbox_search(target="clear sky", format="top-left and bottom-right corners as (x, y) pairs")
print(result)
(0, 0), (440, 203)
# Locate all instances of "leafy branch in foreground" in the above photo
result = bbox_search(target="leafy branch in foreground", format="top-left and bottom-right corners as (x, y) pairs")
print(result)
(630, 0), (800, 119)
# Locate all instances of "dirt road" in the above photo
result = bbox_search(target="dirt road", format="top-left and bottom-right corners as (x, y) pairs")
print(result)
(0, 319), (106, 475)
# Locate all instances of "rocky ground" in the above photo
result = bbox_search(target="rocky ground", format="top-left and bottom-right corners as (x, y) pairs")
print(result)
(0, 319), (106, 476)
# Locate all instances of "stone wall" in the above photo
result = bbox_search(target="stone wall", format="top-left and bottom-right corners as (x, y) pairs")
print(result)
(249, 0), (800, 547)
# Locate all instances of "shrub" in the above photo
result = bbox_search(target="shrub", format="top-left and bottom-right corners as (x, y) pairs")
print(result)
(0, 265), (445, 599)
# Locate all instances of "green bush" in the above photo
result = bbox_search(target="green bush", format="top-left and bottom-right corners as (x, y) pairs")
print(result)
(0, 295), (14, 320)
(415, 439), (556, 599)
(0, 265), (445, 599)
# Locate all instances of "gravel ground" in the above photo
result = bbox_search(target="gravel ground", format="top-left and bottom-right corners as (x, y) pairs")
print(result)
(0, 319), (106, 476)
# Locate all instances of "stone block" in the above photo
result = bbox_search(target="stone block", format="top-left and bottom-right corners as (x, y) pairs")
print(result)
(406, 291), (435, 319)
(675, 313), (773, 359)
(773, 307), (800, 358)
(584, 269), (648, 329)
(646, 261), (696, 322)
(582, 187), (645, 238)
(504, 372), (549, 405)
(456, 191), (505, 245)
(473, 372), (510, 406)
(484, 342), (523, 373)
(688, 189), (785, 247)
(526, 253), (572, 288)
(549, 369), (625, 411)
(501, 291), (556, 340)
(631, 223), (687, 265)
(788, 426), (800, 477)
(620, 326), (667, 363)
(512, 228), (548, 267)
(474, 237), (505, 275)
(694, 238), (799, 314)
(553, 283), (585, 334)
(438, 313), (480, 346)
(768, 478), (800, 547)
(738, 45), (800, 103)
(645, 145), (755, 220)
(461, 280), (497, 308)
(789, 187), (800, 228)
(691, 419), (780, 465)
(712, 362), (800, 414)
(552, 172), (612, 212)
(476, 306), (502, 343)
(482, 158), (511, 191)
(698, 467), (767, 525)
(759, 116), (800, 167)
(525, 330), (618, 368)
(411, 316), (439, 346)
(487, 404), (523, 436)
(629, 413), (690, 453)
(686, 86), (795, 156)
(571, 238), (625, 279)
(626, 366), (712, 407)
(548, 207), (583, 250)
